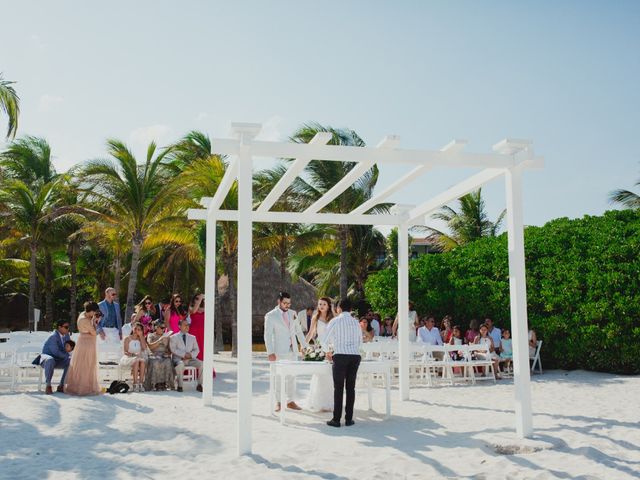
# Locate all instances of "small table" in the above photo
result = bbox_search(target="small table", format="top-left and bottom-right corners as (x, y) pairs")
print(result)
(269, 360), (392, 425)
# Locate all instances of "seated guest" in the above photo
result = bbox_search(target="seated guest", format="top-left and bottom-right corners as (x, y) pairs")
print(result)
(485, 317), (502, 354)
(360, 318), (374, 343)
(448, 325), (465, 367)
(528, 329), (538, 357)
(120, 323), (148, 392)
(473, 323), (501, 378)
(145, 320), (175, 391)
(417, 317), (443, 345)
(417, 316), (444, 360)
(381, 317), (394, 337)
(500, 329), (513, 370)
(38, 321), (72, 394)
(441, 315), (453, 343)
(464, 319), (479, 344)
(370, 314), (381, 337)
(170, 319), (203, 392)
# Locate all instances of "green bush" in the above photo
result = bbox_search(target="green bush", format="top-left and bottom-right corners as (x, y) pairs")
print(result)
(364, 210), (640, 374)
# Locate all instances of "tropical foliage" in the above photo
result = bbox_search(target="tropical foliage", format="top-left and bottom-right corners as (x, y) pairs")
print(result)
(0, 73), (20, 139)
(365, 210), (640, 374)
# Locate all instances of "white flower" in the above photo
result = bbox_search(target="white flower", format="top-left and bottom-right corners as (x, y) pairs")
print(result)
(309, 352), (316, 358)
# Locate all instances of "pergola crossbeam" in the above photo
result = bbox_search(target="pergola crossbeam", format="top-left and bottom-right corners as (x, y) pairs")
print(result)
(407, 168), (505, 224)
(256, 132), (333, 213)
(350, 139), (468, 215)
(188, 208), (404, 225)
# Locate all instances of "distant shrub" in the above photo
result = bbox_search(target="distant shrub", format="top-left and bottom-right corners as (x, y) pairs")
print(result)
(364, 210), (640, 374)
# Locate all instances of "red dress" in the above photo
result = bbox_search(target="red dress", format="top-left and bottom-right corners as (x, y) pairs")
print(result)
(189, 310), (205, 361)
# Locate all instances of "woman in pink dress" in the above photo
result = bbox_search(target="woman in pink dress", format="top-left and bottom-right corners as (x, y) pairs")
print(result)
(189, 293), (205, 361)
(164, 294), (186, 335)
(65, 301), (102, 396)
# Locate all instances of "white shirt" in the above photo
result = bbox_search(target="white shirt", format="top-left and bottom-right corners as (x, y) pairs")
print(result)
(417, 326), (443, 345)
(323, 312), (362, 355)
(489, 326), (502, 349)
(370, 319), (380, 336)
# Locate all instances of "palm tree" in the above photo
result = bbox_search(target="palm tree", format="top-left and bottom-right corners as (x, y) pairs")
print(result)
(167, 132), (237, 354)
(289, 122), (387, 298)
(422, 188), (505, 251)
(0, 73), (20, 139)
(609, 176), (640, 210)
(78, 139), (180, 321)
(0, 177), (74, 328)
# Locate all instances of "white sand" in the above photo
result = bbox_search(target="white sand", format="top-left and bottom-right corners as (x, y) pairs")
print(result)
(1, 354), (639, 480)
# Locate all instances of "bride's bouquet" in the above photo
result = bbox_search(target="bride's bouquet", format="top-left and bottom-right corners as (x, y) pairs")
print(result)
(302, 341), (329, 362)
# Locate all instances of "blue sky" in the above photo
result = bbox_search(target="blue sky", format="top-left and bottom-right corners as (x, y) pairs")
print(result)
(1, 0), (639, 230)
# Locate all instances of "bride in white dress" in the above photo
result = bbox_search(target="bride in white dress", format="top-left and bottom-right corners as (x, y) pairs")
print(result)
(305, 297), (335, 412)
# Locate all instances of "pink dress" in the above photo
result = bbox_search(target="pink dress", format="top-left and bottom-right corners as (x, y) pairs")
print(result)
(168, 311), (182, 335)
(65, 314), (101, 396)
(189, 310), (205, 361)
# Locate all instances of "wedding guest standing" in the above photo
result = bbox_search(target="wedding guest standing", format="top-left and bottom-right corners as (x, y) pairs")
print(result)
(392, 302), (418, 341)
(38, 321), (72, 394)
(65, 302), (102, 396)
(120, 323), (148, 392)
(324, 298), (362, 428)
(164, 294), (187, 335)
(97, 287), (123, 357)
(188, 293), (205, 361)
(145, 320), (174, 391)
(134, 295), (160, 336)
(170, 320), (203, 392)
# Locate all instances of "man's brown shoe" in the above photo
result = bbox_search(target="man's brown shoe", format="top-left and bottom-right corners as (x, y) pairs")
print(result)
(176, 387), (183, 392)
(56, 385), (64, 393)
(275, 402), (281, 412)
(287, 401), (302, 411)
(45, 386), (53, 395)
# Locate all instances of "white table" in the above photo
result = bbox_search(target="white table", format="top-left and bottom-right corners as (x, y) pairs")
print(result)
(269, 360), (392, 425)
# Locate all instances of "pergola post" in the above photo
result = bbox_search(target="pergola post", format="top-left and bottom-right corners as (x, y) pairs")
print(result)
(202, 213), (216, 406)
(237, 143), (254, 455)
(505, 166), (533, 437)
(397, 221), (410, 400)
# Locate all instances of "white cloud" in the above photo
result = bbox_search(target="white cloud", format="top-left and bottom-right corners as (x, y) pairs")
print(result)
(128, 125), (172, 158)
(39, 94), (64, 112)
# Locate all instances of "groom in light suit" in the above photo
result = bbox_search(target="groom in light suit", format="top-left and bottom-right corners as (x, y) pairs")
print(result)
(264, 291), (307, 412)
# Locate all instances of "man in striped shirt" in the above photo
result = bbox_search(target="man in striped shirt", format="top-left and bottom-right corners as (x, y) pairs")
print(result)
(324, 298), (362, 427)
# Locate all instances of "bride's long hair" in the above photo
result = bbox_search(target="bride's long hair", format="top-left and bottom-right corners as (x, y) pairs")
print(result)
(312, 297), (334, 324)
(306, 297), (334, 343)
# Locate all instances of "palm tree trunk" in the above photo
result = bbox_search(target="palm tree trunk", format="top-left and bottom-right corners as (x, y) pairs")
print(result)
(68, 243), (78, 328)
(28, 242), (37, 330)
(223, 253), (238, 358)
(125, 234), (143, 321)
(113, 254), (121, 296)
(45, 251), (54, 330)
(339, 225), (348, 298)
(172, 270), (179, 294)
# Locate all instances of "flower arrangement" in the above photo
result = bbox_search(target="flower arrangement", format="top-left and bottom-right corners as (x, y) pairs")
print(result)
(302, 341), (329, 362)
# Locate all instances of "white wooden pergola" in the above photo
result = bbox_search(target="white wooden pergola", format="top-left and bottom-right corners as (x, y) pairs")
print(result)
(188, 122), (543, 456)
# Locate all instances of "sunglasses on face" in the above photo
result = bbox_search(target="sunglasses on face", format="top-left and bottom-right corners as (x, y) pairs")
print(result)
(174, 300), (182, 304)
(145, 301), (152, 305)
(60, 325), (70, 330)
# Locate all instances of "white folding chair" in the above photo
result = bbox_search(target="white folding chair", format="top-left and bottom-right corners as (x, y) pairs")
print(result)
(182, 366), (199, 389)
(530, 340), (543, 374)
(13, 345), (44, 391)
(0, 343), (16, 391)
(466, 344), (496, 383)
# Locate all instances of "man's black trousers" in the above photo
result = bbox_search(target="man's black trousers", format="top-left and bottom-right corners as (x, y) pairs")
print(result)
(332, 354), (361, 423)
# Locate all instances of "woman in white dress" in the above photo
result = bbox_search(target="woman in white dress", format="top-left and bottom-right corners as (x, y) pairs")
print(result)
(392, 301), (418, 342)
(305, 297), (335, 412)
